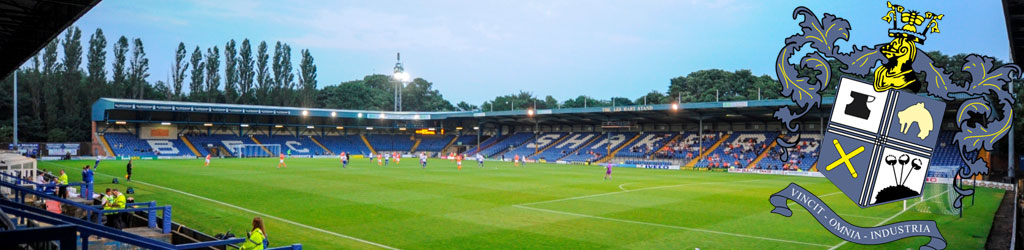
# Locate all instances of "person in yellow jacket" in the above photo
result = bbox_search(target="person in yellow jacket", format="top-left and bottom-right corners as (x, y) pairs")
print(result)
(57, 169), (69, 199)
(241, 217), (266, 250)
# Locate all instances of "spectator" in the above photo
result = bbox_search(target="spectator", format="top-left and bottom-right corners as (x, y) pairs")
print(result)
(82, 165), (94, 200)
(126, 159), (133, 182)
(57, 169), (68, 199)
(241, 217), (267, 250)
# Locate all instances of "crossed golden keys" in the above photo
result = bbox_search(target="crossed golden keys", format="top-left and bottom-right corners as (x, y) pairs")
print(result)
(826, 139), (863, 178)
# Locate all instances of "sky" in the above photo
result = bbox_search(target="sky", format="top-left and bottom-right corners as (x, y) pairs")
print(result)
(44, 0), (1013, 105)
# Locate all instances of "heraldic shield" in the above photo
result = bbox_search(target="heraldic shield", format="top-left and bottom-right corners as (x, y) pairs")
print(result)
(820, 78), (946, 208)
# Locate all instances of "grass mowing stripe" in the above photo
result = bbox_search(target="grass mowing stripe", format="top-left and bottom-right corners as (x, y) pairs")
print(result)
(516, 179), (763, 206)
(41, 161), (400, 250)
(782, 192), (887, 220)
(827, 189), (951, 250)
(512, 204), (832, 248)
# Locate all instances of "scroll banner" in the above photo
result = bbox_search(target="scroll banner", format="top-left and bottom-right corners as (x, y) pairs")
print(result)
(769, 183), (946, 250)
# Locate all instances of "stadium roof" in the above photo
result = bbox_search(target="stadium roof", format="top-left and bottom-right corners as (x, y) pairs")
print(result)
(1006, 0), (1024, 63)
(0, 0), (101, 79)
(92, 97), (836, 126)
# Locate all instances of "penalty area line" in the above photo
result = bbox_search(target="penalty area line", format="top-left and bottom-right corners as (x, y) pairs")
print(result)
(827, 190), (950, 250)
(513, 204), (832, 248)
(42, 162), (399, 250)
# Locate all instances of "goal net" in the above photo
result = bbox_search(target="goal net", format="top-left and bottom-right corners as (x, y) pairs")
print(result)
(232, 144), (281, 158)
(914, 166), (959, 215)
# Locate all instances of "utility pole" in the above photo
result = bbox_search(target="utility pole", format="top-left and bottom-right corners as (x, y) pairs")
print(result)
(12, 70), (17, 145)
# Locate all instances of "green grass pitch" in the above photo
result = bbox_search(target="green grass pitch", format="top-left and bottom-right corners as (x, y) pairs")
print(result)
(41, 158), (1002, 249)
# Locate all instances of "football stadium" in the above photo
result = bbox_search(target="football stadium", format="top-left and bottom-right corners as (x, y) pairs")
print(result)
(0, 1), (1022, 250)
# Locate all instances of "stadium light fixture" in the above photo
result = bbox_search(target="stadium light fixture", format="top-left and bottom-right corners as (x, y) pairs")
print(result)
(160, 122), (171, 126)
(115, 121), (127, 125)
(331, 111), (337, 117)
(671, 103), (679, 110)
(302, 110), (309, 116)
(275, 124), (284, 128)
(527, 109), (535, 116)
(306, 125), (315, 129)
(357, 113), (363, 118)
(203, 123), (213, 127)
(473, 126), (479, 130)
(240, 124), (250, 128)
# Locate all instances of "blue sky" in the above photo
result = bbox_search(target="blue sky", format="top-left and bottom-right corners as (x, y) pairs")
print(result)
(53, 0), (1011, 105)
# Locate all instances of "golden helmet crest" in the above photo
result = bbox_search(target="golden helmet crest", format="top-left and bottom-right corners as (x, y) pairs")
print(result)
(881, 1), (942, 44)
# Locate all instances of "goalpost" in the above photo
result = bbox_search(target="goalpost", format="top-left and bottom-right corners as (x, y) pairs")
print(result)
(912, 166), (959, 215)
(231, 144), (281, 158)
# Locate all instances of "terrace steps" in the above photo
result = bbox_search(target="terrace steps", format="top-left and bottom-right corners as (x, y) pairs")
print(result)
(556, 133), (603, 162)
(409, 138), (422, 153)
(180, 136), (202, 157)
(470, 136), (495, 154)
(309, 136), (334, 155)
(248, 136), (273, 155)
(98, 134), (116, 157)
(529, 134), (570, 159)
(648, 133), (682, 158)
(360, 134), (377, 155)
(440, 136), (458, 154)
(686, 134), (730, 167)
(747, 135), (781, 169)
(596, 133), (641, 163)
(491, 134), (536, 158)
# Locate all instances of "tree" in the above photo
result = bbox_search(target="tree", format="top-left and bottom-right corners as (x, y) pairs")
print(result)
(560, 95), (605, 108)
(128, 38), (150, 99)
(154, 80), (172, 100)
(255, 41), (270, 104)
(171, 42), (188, 100)
(238, 39), (255, 104)
(298, 49), (317, 107)
(272, 42), (283, 105)
(41, 39), (60, 125)
(278, 43), (295, 106)
(455, 101), (478, 111)
(223, 39), (239, 103)
(610, 97), (633, 106)
(86, 28), (107, 90)
(189, 46), (205, 100)
(636, 90), (667, 105)
(205, 46), (221, 102)
(60, 26), (83, 124)
(318, 80), (390, 110)
(400, 78), (454, 111)
(480, 91), (548, 111)
(112, 36), (129, 97)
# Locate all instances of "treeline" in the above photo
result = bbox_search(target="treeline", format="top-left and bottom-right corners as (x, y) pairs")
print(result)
(478, 69), (784, 111)
(0, 26), (325, 142)
(0, 24), (1019, 149)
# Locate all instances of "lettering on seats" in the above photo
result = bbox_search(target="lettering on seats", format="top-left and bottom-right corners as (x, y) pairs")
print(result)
(286, 141), (310, 153)
(557, 134), (594, 149)
(147, 140), (179, 155)
(590, 134), (626, 149)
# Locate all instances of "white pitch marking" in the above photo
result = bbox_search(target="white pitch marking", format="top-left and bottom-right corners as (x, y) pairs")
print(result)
(514, 205), (832, 248)
(43, 162), (400, 250)
(618, 182), (633, 191)
(827, 190), (950, 250)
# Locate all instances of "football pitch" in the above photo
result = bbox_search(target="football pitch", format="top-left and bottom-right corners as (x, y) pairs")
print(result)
(41, 158), (1003, 249)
